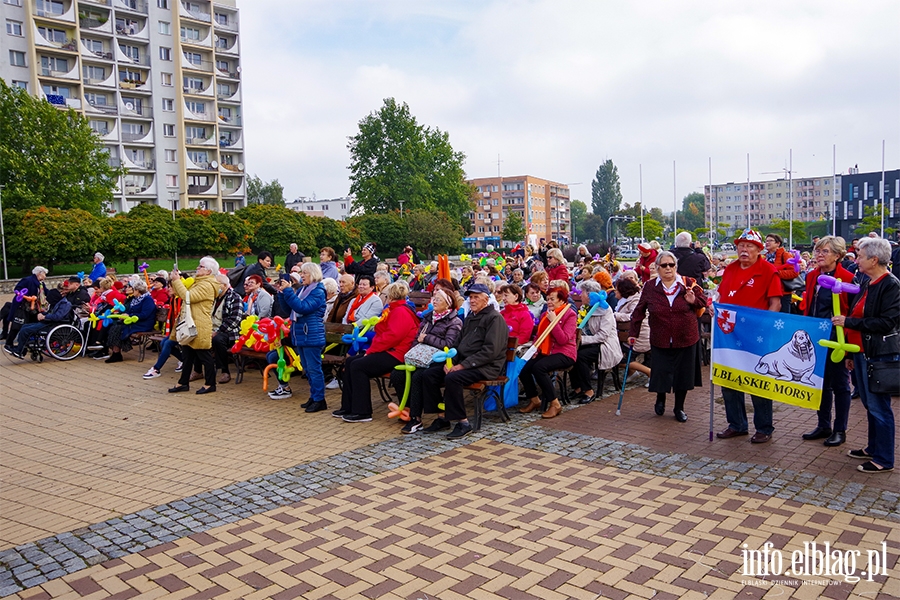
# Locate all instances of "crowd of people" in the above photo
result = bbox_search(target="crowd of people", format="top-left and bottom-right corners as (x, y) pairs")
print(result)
(2, 232), (897, 471)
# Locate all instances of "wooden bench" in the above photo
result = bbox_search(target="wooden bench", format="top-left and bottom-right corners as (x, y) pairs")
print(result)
(408, 291), (432, 312)
(130, 330), (167, 362)
(470, 336), (518, 432)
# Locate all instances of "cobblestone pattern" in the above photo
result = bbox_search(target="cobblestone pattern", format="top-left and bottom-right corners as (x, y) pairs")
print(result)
(1, 407), (898, 596)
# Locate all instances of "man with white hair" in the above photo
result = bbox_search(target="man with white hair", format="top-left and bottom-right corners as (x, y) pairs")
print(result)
(672, 231), (710, 284)
(89, 252), (107, 282)
(3, 266), (49, 349)
(284, 243), (305, 272)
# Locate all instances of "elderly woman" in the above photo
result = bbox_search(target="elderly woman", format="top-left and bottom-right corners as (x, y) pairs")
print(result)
(545, 248), (570, 283)
(268, 263), (329, 411)
(319, 247), (341, 281)
(499, 283), (533, 345)
(344, 242), (378, 283)
(374, 271), (391, 305)
(408, 264), (427, 292)
(570, 280), (621, 404)
(530, 271), (549, 296)
(799, 236), (855, 447)
(3, 266), (49, 348)
(628, 251), (706, 422)
(393, 288), (462, 434)
(834, 237), (899, 473)
(764, 233), (800, 312)
(343, 275), (383, 324)
(519, 286), (577, 419)
(322, 277), (339, 322)
(102, 279), (157, 364)
(635, 243), (658, 283)
(89, 252), (107, 282)
(243, 274), (273, 319)
(336, 281), (419, 423)
(168, 257), (220, 394)
(524, 283), (545, 321)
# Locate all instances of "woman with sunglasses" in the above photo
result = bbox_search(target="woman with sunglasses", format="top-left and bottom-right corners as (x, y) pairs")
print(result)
(628, 251), (707, 422)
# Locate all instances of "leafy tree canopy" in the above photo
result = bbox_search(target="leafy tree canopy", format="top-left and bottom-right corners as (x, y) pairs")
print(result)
(625, 217), (663, 242)
(236, 204), (317, 255)
(590, 159), (622, 238)
(501, 211), (525, 244)
(677, 192), (706, 232)
(4, 207), (107, 273)
(246, 175), (286, 206)
(404, 209), (464, 259)
(854, 205), (896, 237)
(570, 200), (587, 243)
(105, 203), (181, 271)
(348, 98), (473, 221)
(0, 79), (123, 216)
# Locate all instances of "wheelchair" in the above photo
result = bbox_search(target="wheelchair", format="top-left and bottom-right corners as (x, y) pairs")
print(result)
(16, 316), (85, 362)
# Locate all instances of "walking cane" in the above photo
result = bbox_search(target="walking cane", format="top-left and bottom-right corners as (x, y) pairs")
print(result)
(616, 344), (633, 416)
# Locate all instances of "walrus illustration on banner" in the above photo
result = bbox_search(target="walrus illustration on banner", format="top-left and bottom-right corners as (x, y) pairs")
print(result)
(754, 329), (817, 385)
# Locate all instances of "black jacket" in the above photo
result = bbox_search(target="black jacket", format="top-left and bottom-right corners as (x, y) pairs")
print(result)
(845, 272), (900, 358)
(284, 251), (305, 273)
(455, 305), (509, 380)
(673, 247), (710, 283)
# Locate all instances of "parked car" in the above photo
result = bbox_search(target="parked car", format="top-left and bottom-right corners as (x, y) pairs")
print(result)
(618, 248), (639, 259)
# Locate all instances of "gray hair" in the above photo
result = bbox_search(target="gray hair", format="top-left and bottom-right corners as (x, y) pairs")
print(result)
(474, 275), (495, 293)
(132, 280), (148, 293)
(513, 268), (524, 277)
(579, 279), (602, 293)
(814, 235), (846, 260)
(32, 266), (49, 276)
(857, 237), (891, 266)
(215, 273), (231, 287)
(300, 261), (323, 282)
(322, 277), (338, 297)
(675, 232), (692, 248)
(385, 280), (409, 302)
(374, 271), (391, 284)
(199, 256), (220, 272)
(94, 252), (104, 261)
(655, 251), (677, 267)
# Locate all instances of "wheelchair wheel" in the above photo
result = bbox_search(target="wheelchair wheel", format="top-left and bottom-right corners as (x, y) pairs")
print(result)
(44, 324), (84, 361)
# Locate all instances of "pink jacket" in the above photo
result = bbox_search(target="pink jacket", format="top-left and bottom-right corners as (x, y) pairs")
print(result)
(546, 307), (577, 362)
(501, 302), (534, 344)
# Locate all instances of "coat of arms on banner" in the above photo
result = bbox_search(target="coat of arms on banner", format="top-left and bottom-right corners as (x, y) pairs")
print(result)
(716, 307), (736, 334)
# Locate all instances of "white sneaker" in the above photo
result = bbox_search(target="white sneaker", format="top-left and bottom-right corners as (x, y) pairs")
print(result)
(325, 378), (340, 389)
(143, 368), (161, 379)
(175, 361), (183, 373)
(268, 385), (293, 400)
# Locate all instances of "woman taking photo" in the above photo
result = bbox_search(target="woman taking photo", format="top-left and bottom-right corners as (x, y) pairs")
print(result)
(833, 237), (899, 473)
(168, 257), (220, 394)
(628, 251), (706, 422)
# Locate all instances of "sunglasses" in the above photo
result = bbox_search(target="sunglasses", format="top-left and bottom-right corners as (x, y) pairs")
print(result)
(658, 263), (676, 268)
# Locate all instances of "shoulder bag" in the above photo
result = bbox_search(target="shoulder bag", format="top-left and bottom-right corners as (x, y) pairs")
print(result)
(175, 290), (198, 345)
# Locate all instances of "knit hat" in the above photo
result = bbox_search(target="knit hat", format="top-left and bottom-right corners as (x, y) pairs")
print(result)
(638, 243), (652, 253)
(363, 242), (376, 255)
(734, 228), (764, 250)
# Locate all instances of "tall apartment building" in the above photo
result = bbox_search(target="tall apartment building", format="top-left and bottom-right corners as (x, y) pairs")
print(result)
(1, 0), (245, 214)
(466, 176), (570, 250)
(704, 174), (841, 234)
(834, 168), (899, 240)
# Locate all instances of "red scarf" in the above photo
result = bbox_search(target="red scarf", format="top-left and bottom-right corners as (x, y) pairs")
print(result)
(536, 305), (567, 355)
(346, 291), (375, 324)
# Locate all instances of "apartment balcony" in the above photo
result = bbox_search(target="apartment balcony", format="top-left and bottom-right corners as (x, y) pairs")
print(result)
(183, 108), (216, 122)
(187, 181), (218, 196)
(214, 65), (240, 79)
(80, 0), (111, 5)
(118, 79), (151, 93)
(95, 122), (118, 141)
(34, 0), (76, 22)
(80, 41), (114, 61)
(108, 156), (121, 168)
(183, 83), (214, 98)
(182, 57), (214, 73)
(86, 101), (117, 115)
(39, 62), (80, 80)
(123, 174), (155, 195)
(222, 178), (244, 196)
(216, 113), (241, 127)
(217, 131), (242, 149)
(180, 2), (210, 23)
(185, 134), (216, 146)
(44, 95), (82, 109)
(121, 129), (153, 143)
(119, 101), (151, 118)
(118, 45), (151, 66)
(34, 30), (79, 53)
(214, 39), (239, 56)
(115, 0), (148, 15)
(115, 20), (148, 39)
(82, 71), (117, 88)
(180, 30), (212, 47)
(219, 162), (244, 174)
(79, 16), (113, 35)
(216, 85), (241, 103)
(123, 155), (154, 170)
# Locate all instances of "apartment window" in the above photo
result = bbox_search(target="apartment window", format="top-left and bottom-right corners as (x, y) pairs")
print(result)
(186, 100), (206, 114)
(162, 98), (174, 111)
(41, 84), (70, 98)
(119, 68), (142, 82)
(223, 178), (234, 190)
(166, 175), (178, 188)
(214, 12), (228, 25)
(163, 124), (175, 137)
(160, 72), (172, 86)
(187, 150), (208, 164)
(341, 203), (347, 209)
(82, 38), (103, 54)
(6, 20), (23, 36)
(181, 26), (200, 40)
(159, 21), (171, 34)
(4, 0), (23, 6)
(120, 44), (140, 61)
(824, 190), (830, 196)
(159, 47), (171, 60)
(35, 0), (63, 15)
(184, 52), (202, 66)
(184, 76), (203, 91)
(215, 60), (229, 71)
(83, 65), (105, 80)
(9, 50), (26, 67)
(41, 56), (68, 75)
(88, 120), (108, 135)
(11, 80), (27, 90)
(216, 83), (231, 97)
(186, 126), (206, 140)
(157, 0), (169, 8)
(492, 185), (498, 192)
(165, 149), (176, 162)
(38, 26), (66, 42)
(85, 92), (108, 106)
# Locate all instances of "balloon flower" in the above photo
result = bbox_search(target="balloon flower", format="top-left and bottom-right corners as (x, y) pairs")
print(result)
(816, 275), (860, 362)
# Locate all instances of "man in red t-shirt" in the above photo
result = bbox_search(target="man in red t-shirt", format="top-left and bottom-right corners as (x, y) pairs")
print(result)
(716, 229), (783, 444)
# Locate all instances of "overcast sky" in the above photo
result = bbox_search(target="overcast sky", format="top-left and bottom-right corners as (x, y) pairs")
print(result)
(238, 0), (899, 213)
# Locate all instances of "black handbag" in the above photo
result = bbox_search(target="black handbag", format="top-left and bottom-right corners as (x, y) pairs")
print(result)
(868, 360), (899, 396)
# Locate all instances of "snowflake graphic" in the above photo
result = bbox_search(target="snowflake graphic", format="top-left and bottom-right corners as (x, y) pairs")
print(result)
(757, 336), (764, 343)
(774, 320), (785, 330)
(740, 317), (746, 323)
(819, 321), (831, 331)
(736, 341), (742, 347)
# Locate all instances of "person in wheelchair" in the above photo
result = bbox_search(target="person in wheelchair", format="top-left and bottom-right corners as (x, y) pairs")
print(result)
(8, 286), (74, 359)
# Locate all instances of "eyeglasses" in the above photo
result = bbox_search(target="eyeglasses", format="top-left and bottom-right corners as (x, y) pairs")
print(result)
(658, 263), (676, 268)
(814, 249), (833, 255)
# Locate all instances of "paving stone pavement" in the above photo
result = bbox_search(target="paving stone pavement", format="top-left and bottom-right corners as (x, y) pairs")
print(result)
(1, 351), (898, 598)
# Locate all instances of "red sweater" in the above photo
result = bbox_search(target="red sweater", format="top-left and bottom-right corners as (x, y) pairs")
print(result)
(368, 300), (419, 361)
(546, 263), (570, 283)
(629, 277), (706, 349)
(501, 302), (534, 344)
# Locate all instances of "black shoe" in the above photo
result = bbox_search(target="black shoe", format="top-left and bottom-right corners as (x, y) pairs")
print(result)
(401, 418), (423, 434)
(823, 431), (846, 447)
(847, 448), (872, 459)
(332, 408), (350, 418)
(3, 345), (13, 355)
(851, 389), (860, 399)
(9, 349), (24, 360)
(105, 353), (123, 364)
(168, 384), (189, 393)
(195, 386), (216, 395)
(802, 426), (832, 440)
(674, 410), (688, 423)
(578, 394), (595, 405)
(654, 399), (665, 416)
(342, 414), (372, 423)
(300, 399), (313, 409)
(447, 421), (473, 440)
(305, 400), (328, 413)
(423, 417), (451, 433)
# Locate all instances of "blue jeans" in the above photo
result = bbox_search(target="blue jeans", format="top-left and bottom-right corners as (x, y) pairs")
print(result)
(817, 354), (851, 431)
(267, 345), (325, 402)
(722, 387), (774, 435)
(852, 353), (895, 469)
(152, 338), (182, 372)
(13, 322), (48, 354)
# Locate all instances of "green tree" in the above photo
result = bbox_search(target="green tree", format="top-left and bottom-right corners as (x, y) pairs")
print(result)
(590, 159), (622, 239)
(763, 220), (808, 245)
(854, 205), (897, 237)
(625, 217), (663, 242)
(105, 203), (180, 272)
(346, 211), (407, 257)
(246, 175), (286, 206)
(236, 204), (317, 255)
(175, 208), (220, 255)
(501, 211), (525, 245)
(348, 98), (473, 221)
(0, 79), (123, 215)
(404, 209), (463, 259)
(310, 216), (362, 255)
(570, 200), (587, 242)
(677, 192), (705, 231)
(4, 207), (106, 273)
(582, 212), (605, 243)
(208, 211), (253, 255)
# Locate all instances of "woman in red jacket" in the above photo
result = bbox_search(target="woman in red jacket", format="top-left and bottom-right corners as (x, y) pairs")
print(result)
(499, 283), (534, 344)
(545, 248), (570, 284)
(519, 287), (577, 419)
(337, 280), (419, 423)
(634, 243), (658, 283)
(628, 251), (706, 422)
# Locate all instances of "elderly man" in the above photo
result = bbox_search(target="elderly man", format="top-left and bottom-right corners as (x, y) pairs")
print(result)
(328, 274), (357, 325)
(284, 243), (305, 272)
(8, 286), (73, 359)
(3, 266), (49, 348)
(190, 274), (242, 384)
(65, 276), (91, 308)
(420, 283), (509, 439)
(89, 252), (107, 282)
(672, 232), (710, 284)
(716, 229), (784, 444)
